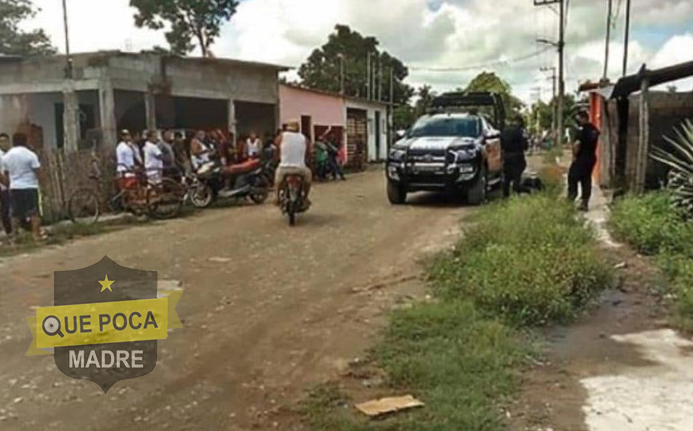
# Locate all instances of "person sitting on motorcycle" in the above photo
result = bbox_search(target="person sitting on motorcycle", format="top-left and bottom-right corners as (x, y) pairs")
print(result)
(190, 130), (212, 171)
(275, 121), (312, 206)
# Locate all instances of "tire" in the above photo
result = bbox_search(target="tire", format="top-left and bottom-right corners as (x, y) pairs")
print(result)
(286, 197), (297, 226)
(467, 166), (488, 206)
(288, 208), (296, 226)
(249, 176), (269, 204)
(148, 178), (185, 219)
(387, 180), (407, 205)
(190, 183), (214, 208)
(68, 188), (100, 225)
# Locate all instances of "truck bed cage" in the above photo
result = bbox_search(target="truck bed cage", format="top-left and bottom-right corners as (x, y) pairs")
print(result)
(428, 91), (506, 129)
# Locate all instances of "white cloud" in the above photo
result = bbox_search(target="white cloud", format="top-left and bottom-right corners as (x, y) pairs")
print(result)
(650, 33), (693, 91)
(30, 0), (166, 53)
(24, 0), (693, 102)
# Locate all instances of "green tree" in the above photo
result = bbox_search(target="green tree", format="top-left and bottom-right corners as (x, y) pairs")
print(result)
(393, 105), (416, 131)
(297, 25), (414, 104)
(130, 0), (238, 57)
(414, 85), (437, 117)
(463, 71), (524, 121)
(0, 0), (55, 56)
(528, 93), (579, 138)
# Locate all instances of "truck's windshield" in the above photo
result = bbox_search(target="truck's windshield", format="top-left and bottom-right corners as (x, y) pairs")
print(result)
(409, 116), (480, 138)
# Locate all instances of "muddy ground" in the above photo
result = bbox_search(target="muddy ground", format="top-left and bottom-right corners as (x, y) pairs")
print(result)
(0, 168), (466, 431)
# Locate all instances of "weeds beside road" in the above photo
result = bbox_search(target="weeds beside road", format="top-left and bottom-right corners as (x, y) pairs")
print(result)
(610, 191), (693, 328)
(304, 173), (613, 431)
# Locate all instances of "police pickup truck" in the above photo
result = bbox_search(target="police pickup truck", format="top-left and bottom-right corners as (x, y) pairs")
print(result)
(386, 92), (505, 205)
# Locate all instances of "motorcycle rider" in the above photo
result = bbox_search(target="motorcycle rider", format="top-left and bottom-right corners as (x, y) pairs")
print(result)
(275, 121), (312, 206)
(190, 130), (212, 171)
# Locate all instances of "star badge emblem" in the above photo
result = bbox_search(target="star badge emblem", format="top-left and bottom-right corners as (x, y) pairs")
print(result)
(99, 275), (114, 293)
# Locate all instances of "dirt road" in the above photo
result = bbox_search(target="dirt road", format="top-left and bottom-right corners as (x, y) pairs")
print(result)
(0, 169), (465, 431)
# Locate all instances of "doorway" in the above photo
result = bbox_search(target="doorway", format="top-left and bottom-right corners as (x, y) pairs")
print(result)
(375, 110), (381, 160)
(301, 115), (312, 141)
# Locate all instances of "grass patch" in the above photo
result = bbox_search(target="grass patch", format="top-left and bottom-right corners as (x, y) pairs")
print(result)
(610, 191), (693, 328)
(303, 181), (611, 430)
(302, 302), (528, 431)
(542, 146), (565, 166)
(431, 195), (612, 326)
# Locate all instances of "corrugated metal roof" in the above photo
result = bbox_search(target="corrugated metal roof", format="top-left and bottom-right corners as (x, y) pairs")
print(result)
(609, 61), (693, 99)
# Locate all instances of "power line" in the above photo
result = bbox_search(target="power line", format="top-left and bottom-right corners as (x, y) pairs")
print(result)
(408, 47), (551, 72)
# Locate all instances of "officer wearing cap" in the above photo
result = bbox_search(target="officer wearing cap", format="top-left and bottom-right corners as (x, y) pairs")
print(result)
(568, 111), (600, 211)
(501, 115), (529, 197)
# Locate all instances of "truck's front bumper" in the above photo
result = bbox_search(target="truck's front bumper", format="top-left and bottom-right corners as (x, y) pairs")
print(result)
(386, 161), (480, 192)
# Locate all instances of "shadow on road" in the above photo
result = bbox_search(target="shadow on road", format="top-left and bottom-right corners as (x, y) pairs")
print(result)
(405, 188), (503, 208)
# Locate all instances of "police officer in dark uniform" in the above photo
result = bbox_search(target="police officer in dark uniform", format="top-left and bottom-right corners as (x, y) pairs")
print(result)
(568, 111), (600, 211)
(501, 115), (529, 197)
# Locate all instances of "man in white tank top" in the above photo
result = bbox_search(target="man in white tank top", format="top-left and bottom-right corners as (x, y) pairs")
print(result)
(275, 121), (312, 204)
(246, 132), (262, 158)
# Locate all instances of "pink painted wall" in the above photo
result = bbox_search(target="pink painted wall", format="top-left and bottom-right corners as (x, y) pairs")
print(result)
(279, 85), (345, 128)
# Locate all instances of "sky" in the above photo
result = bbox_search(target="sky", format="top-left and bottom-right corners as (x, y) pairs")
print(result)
(26, 0), (693, 103)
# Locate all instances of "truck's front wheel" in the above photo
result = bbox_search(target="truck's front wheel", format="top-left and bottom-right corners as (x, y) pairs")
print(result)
(467, 166), (487, 206)
(387, 180), (407, 205)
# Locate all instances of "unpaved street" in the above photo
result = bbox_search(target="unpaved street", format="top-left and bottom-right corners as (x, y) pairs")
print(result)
(0, 169), (465, 431)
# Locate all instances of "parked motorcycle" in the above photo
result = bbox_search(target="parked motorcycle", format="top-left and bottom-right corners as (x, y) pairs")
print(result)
(279, 174), (308, 226)
(189, 159), (269, 208)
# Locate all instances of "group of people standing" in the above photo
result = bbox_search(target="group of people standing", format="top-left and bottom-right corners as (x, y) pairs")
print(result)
(314, 132), (346, 182)
(0, 132), (43, 242)
(500, 111), (600, 211)
(115, 128), (278, 188)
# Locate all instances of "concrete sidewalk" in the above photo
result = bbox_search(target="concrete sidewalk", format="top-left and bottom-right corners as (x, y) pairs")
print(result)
(582, 184), (621, 248)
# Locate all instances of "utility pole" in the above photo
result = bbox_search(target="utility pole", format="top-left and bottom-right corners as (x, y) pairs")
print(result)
(378, 60), (382, 101)
(371, 57), (376, 100)
(622, 0), (632, 76)
(389, 68), (394, 104)
(388, 68), (394, 150)
(535, 0), (566, 148)
(604, 0), (613, 80)
(541, 66), (557, 138)
(366, 52), (371, 100)
(338, 54), (345, 95)
(557, 0), (565, 148)
(62, 0), (73, 79)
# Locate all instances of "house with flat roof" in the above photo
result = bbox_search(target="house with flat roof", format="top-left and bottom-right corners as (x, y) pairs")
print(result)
(0, 51), (288, 151)
(279, 83), (391, 169)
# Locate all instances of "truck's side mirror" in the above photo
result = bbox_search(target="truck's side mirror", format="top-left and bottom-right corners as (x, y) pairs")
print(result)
(484, 129), (500, 140)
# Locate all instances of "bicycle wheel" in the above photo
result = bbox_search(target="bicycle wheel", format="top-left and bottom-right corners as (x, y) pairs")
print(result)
(68, 188), (100, 225)
(148, 178), (185, 220)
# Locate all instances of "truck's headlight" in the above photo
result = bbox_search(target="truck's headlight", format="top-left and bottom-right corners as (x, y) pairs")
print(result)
(452, 148), (477, 161)
(389, 149), (406, 161)
(387, 165), (400, 181)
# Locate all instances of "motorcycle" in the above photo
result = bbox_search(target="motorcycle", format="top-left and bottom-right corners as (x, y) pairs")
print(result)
(279, 174), (308, 226)
(189, 159), (269, 208)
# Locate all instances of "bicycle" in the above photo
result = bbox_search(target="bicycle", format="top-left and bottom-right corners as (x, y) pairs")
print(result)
(68, 161), (187, 225)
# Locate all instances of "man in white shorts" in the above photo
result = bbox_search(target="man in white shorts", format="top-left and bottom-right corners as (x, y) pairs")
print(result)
(275, 121), (312, 205)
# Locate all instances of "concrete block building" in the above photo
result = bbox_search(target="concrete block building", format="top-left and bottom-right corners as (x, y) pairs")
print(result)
(279, 84), (390, 169)
(0, 51), (288, 151)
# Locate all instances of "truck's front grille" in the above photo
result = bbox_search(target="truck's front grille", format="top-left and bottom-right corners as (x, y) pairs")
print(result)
(407, 148), (446, 160)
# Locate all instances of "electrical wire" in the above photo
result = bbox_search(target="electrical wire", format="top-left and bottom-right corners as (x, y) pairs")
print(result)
(408, 46), (552, 72)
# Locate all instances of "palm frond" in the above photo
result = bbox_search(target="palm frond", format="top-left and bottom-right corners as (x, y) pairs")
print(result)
(650, 118), (693, 216)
